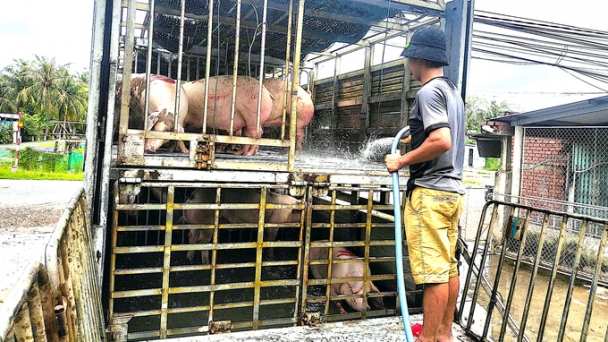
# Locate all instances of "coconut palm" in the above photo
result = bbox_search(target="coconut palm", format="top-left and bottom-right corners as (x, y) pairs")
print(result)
(23, 55), (74, 121)
(0, 58), (34, 112)
(55, 71), (89, 123)
(465, 95), (515, 134)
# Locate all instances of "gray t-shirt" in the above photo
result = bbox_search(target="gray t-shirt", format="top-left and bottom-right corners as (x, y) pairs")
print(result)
(407, 76), (465, 195)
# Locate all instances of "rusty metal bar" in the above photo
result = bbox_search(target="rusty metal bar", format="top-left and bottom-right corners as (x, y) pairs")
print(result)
(252, 188), (268, 329)
(537, 214), (569, 341)
(518, 212), (550, 340)
(202, 0), (214, 134)
(557, 220), (588, 342)
(292, 185), (306, 327)
(118, 0), (136, 138)
(207, 187), (222, 325)
(300, 186), (314, 317)
(287, 0), (306, 170)
(14, 302), (34, 341)
(229, 0), (241, 135)
(498, 209), (532, 341)
(361, 189), (374, 320)
(580, 223), (608, 342)
(255, 0), (269, 139)
(109, 188), (119, 319)
(481, 205), (515, 338)
(173, 0), (186, 136)
(323, 190), (337, 316)
(143, 0), (155, 131)
(280, 0), (293, 140)
(159, 186), (175, 339)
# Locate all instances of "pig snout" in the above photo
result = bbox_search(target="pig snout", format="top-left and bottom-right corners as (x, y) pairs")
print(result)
(144, 144), (157, 153)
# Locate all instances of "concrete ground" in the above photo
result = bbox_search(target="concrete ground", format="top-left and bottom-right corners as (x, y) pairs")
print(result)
(0, 180), (83, 303)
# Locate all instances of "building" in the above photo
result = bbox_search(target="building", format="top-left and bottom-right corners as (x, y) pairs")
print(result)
(483, 95), (608, 232)
(0, 113), (20, 144)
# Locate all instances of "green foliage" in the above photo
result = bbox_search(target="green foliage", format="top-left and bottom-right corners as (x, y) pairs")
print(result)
(20, 113), (49, 142)
(13, 146), (69, 172)
(0, 124), (12, 144)
(0, 55), (88, 123)
(17, 147), (41, 170)
(466, 96), (517, 135)
(0, 162), (83, 180)
(484, 158), (500, 171)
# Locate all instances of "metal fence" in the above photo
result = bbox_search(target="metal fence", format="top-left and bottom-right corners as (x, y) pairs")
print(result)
(520, 127), (608, 233)
(109, 181), (416, 340)
(0, 189), (105, 342)
(507, 127), (608, 282)
(460, 200), (608, 342)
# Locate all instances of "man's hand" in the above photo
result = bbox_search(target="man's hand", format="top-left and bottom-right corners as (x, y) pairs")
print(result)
(385, 153), (404, 173)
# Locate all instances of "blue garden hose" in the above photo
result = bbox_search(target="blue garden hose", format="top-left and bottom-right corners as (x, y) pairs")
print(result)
(391, 125), (415, 342)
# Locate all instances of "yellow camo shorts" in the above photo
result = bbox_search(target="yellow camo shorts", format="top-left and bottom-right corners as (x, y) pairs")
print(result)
(404, 187), (464, 285)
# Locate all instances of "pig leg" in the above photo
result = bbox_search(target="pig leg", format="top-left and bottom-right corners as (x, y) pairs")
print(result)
(186, 226), (213, 264)
(175, 123), (189, 153)
(186, 229), (200, 263)
(264, 227), (279, 259)
(330, 286), (348, 314)
(234, 126), (262, 156)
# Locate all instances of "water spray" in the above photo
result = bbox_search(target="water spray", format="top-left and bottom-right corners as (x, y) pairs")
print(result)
(390, 125), (415, 342)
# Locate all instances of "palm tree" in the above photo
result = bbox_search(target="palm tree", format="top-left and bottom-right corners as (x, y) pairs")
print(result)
(55, 71), (88, 123)
(465, 96), (515, 134)
(0, 58), (34, 112)
(23, 55), (74, 121)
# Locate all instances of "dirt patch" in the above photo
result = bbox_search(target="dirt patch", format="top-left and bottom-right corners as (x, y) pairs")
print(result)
(0, 180), (81, 305)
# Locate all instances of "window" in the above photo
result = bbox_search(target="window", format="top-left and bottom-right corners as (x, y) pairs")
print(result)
(468, 148), (473, 167)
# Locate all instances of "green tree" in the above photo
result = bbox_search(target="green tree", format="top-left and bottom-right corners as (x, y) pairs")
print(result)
(0, 56), (88, 141)
(0, 59), (33, 112)
(465, 96), (515, 135)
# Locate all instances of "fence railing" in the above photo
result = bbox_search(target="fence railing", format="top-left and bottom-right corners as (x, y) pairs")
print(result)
(460, 199), (608, 342)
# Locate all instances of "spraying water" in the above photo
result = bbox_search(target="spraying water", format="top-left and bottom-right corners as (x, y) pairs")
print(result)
(360, 137), (395, 163)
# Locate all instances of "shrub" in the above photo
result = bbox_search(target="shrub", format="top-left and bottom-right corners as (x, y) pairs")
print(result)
(18, 147), (41, 170)
(0, 124), (12, 144)
(484, 158), (500, 171)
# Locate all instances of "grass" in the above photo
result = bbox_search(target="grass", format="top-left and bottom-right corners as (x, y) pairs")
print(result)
(0, 164), (84, 181)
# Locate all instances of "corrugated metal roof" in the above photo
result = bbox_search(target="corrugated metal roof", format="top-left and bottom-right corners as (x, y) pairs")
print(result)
(151, 0), (401, 59)
(493, 95), (608, 127)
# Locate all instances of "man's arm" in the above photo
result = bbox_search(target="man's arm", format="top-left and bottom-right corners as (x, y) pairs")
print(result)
(385, 127), (451, 173)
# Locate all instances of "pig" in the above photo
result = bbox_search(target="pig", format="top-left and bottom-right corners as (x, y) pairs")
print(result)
(180, 75), (273, 155)
(309, 243), (385, 313)
(113, 74), (190, 153)
(261, 79), (314, 152)
(183, 188), (301, 264)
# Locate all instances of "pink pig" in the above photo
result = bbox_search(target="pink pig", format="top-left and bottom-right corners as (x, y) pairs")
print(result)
(309, 242), (385, 313)
(184, 188), (301, 264)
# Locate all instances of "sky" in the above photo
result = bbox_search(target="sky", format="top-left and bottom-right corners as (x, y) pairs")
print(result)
(0, 0), (605, 112)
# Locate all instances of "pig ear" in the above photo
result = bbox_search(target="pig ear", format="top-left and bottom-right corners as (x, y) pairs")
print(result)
(148, 112), (159, 127)
(347, 271), (363, 293)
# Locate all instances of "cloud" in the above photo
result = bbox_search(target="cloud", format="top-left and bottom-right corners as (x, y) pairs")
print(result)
(0, 0), (94, 71)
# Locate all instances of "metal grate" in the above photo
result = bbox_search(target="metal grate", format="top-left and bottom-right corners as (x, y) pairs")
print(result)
(109, 181), (414, 340)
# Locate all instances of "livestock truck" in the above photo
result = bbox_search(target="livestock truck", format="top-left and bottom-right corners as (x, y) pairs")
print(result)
(1, 0), (490, 341)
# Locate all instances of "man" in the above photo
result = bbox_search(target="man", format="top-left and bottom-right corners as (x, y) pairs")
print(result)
(385, 25), (465, 342)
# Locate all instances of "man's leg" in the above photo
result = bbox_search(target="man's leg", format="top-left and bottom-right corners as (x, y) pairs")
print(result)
(419, 282), (449, 342)
(437, 276), (459, 342)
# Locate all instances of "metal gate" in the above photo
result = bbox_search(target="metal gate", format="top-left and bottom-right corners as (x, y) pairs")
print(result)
(108, 179), (415, 340)
(459, 200), (608, 342)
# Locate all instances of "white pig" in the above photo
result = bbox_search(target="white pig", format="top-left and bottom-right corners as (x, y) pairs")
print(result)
(184, 188), (301, 264)
(309, 243), (385, 313)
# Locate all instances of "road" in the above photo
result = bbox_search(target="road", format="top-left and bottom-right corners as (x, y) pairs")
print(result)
(0, 180), (83, 301)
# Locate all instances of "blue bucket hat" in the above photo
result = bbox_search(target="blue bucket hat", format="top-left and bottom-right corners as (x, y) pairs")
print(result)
(400, 26), (449, 66)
